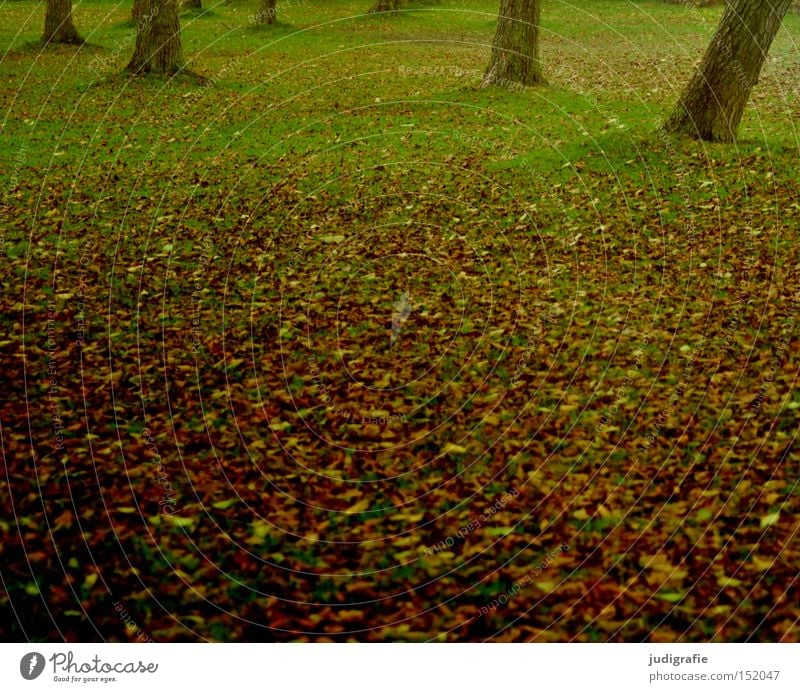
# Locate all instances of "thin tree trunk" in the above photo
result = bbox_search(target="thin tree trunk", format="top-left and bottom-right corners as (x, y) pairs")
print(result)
(256, 0), (277, 24)
(370, 0), (399, 12)
(42, 0), (83, 45)
(482, 0), (543, 88)
(664, 0), (792, 141)
(127, 0), (184, 74)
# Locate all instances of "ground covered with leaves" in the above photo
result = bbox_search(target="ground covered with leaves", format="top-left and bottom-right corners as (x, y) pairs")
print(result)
(1, 0), (799, 642)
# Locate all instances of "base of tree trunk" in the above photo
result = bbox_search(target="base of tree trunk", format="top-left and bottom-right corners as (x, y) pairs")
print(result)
(127, 60), (184, 75)
(370, 0), (400, 12)
(255, 0), (277, 24)
(42, 0), (83, 46)
(480, 58), (543, 89)
(42, 30), (84, 46)
(663, 102), (735, 143)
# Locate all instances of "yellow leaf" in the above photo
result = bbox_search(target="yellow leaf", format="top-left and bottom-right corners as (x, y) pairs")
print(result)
(346, 499), (372, 513)
(751, 555), (774, 571)
(657, 591), (684, 603)
(760, 512), (780, 529)
(717, 575), (743, 588)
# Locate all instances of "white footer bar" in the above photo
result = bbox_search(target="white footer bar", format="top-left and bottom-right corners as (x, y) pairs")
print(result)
(2, 643), (798, 692)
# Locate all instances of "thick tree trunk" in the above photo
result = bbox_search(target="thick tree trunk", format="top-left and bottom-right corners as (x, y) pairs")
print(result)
(127, 0), (184, 74)
(482, 0), (543, 88)
(370, 0), (399, 12)
(664, 0), (792, 141)
(256, 0), (277, 24)
(184, 0), (202, 8)
(42, 0), (83, 45)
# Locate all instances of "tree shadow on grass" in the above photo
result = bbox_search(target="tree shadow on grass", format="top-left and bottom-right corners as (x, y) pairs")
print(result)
(245, 20), (297, 34)
(109, 19), (137, 32)
(82, 65), (210, 91)
(7, 39), (104, 57)
(181, 7), (222, 20)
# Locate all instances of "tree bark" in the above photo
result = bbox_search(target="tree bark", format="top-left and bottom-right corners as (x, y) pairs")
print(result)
(133, 0), (145, 23)
(370, 0), (400, 12)
(664, 0), (792, 141)
(256, 0), (277, 24)
(482, 0), (543, 88)
(42, 0), (83, 45)
(127, 0), (184, 74)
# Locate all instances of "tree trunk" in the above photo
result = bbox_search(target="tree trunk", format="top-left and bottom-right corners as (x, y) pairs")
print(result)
(42, 0), (83, 45)
(370, 0), (399, 12)
(184, 0), (202, 8)
(127, 0), (184, 74)
(482, 0), (543, 88)
(256, 0), (277, 24)
(133, 0), (145, 23)
(664, 0), (792, 142)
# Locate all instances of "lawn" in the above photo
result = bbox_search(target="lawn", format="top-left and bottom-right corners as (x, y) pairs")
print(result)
(1, 0), (799, 642)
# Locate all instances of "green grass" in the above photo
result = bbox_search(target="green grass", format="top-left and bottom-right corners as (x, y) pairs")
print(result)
(2, 0), (798, 175)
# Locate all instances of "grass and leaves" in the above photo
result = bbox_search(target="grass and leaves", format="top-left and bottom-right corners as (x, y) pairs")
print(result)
(1, 0), (799, 642)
